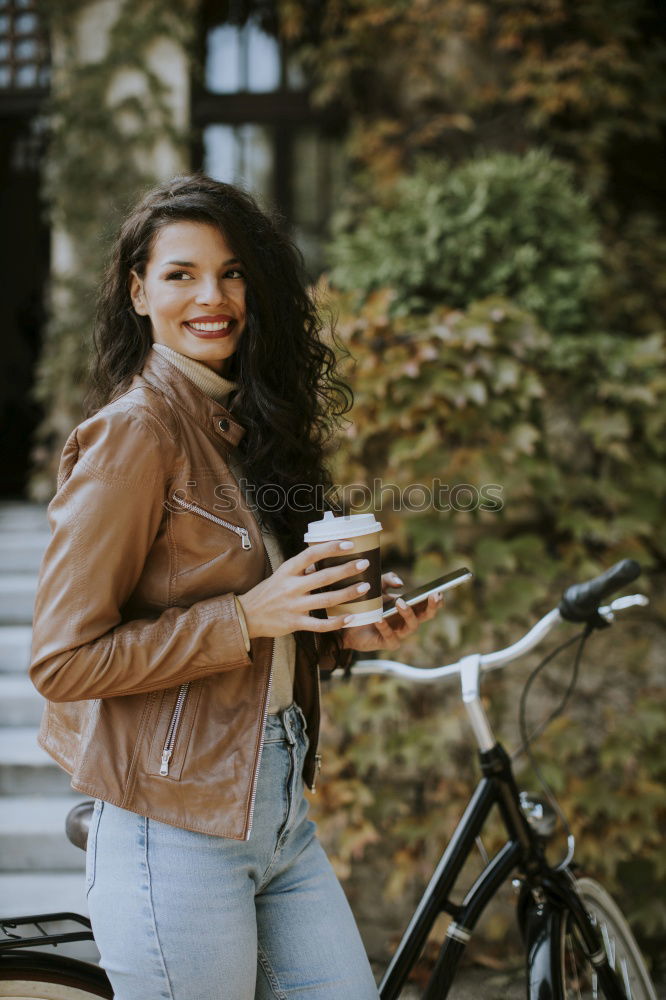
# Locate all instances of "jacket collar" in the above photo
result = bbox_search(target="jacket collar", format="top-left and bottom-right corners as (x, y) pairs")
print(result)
(140, 346), (246, 447)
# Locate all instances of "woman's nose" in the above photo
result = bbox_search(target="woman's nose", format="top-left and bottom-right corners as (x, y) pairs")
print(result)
(195, 278), (227, 306)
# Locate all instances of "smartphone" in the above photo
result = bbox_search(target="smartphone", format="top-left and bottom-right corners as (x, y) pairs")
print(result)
(382, 567), (473, 619)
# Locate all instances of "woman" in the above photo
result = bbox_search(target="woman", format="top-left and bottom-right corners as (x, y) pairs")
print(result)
(30, 174), (443, 1000)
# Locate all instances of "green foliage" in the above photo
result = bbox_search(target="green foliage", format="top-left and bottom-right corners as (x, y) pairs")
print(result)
(277, 0), (666, 339)
(324, 287), (665, 592)
(328, 152), (602, 333)
(532, 691), (666, 939)
(309, 280), (666, 961)
(596, 211), (666, 336)
(31, 0), (196, 498)
(277, 0), (666, 203)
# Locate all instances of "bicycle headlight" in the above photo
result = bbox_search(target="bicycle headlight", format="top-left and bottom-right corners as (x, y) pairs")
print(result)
(519, 791), (557, 839)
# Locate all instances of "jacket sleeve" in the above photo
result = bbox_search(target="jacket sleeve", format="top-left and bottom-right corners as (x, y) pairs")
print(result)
(29, 406), (251, 703)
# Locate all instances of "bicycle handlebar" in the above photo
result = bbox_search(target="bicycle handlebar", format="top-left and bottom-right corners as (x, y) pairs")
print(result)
(558, 558), (641, 623)
(351, 591), (648, 684)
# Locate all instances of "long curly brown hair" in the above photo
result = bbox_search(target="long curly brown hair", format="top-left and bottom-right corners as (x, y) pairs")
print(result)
(88, 173), (351, 557)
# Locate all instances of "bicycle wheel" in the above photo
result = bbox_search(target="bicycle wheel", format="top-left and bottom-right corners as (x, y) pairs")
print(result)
(560, 877), (657, 1000)
(0, 951), (111, 1000)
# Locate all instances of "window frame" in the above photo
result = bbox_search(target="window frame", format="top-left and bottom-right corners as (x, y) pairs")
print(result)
(191, 5), (345, 259)
(0, 0), (49, 114)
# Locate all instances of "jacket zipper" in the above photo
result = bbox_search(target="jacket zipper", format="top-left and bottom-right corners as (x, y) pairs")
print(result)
(311, 754), (322, 792)
(244, 637), (275, 840)
(311, 665), (323, 791)
(159, 682), (190, 776)
(309, 635), (324, 792)
(170, 494), (252, 549)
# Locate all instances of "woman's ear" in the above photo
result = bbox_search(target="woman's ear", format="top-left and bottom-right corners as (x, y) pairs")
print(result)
(129, 270), (148, 316)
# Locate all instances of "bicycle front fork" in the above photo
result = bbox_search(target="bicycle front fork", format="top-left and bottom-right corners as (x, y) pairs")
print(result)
(520, 873), (626, 1000)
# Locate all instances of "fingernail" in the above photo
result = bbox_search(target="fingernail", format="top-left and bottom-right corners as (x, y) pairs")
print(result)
(339, 541), (354, 550)
(356, 559), (369, 570)
(357, 582), (370, 593)
(391, 573), (403, 584)
(397, 598), (407, 608)
(343, 615), (354, 624)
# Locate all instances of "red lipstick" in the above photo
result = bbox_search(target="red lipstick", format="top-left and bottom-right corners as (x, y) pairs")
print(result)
(183, 315), (235, 340)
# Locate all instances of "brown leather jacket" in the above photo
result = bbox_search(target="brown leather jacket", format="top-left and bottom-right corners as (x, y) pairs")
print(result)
(30, 349), (344, 840)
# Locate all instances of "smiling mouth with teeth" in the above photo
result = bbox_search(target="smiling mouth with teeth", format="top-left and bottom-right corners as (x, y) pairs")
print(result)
(184, 318), (235, 338)
(187, 321), (230, 331)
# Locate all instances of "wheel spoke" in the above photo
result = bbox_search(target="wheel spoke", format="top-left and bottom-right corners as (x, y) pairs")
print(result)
(592, 969), (599, 1000)
(601, 920), (616, 969)
(621, 956), (634, 1000)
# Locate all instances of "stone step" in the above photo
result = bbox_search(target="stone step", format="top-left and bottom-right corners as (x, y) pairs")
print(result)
(0, 575), (37, 625)
(0, 675), (44, 726)
(0, 625), (32, 674)
(0, 533), (48, 573)
(0, 872), (100, 964)
(0, 502), (49, 534)
(0, 796), (87, 871)
(0, 727), (76, 796)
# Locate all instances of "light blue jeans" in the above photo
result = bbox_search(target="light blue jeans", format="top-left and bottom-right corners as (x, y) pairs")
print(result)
(86, 703), (379, 1000)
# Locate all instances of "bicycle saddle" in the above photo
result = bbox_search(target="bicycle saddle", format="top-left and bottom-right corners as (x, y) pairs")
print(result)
(65, 800), (95, 851)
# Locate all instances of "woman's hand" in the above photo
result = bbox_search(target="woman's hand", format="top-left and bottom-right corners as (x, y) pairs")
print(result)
(340, 571), (444, 651)
(237, 539), (372, 639)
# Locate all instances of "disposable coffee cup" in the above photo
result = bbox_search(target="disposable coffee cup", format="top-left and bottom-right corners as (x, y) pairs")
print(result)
(303, 511), (383, 627)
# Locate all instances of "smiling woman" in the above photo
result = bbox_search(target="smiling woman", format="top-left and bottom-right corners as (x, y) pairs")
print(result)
(29, 172), (443, 1000)
(129, 221), (247, 375)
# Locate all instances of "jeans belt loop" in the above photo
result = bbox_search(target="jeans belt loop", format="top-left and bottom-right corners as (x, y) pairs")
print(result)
(282, 707), (297, 747)
(294, 703), (308, 735)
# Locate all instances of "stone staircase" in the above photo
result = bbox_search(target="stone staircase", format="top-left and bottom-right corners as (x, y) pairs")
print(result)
(0, 501), (99, 961)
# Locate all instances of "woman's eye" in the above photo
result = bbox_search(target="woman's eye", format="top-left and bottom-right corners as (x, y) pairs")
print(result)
(164, 268), (244, 282)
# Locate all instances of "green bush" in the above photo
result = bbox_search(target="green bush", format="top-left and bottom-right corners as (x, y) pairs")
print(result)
(327, 151), (602, 333)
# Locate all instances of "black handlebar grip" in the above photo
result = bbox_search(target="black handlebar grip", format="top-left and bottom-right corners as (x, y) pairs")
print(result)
(558, 559), (642, 623)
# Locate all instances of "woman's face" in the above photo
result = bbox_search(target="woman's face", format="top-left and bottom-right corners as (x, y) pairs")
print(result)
(129, 221), (246, 375)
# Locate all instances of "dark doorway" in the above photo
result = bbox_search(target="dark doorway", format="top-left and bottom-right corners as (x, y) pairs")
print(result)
(0, 0), (50, 498)
(0, 112), (49, 498)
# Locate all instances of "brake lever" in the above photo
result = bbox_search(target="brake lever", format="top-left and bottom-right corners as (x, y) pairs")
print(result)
(607, 594), (649, 610)
(597, 594), (650, 625)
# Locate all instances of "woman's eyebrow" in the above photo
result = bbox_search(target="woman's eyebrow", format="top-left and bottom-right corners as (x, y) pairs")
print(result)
(162, 257), (241, 267)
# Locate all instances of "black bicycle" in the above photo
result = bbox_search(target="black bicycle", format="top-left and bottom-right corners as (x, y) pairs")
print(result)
(0, 559), (658, 999)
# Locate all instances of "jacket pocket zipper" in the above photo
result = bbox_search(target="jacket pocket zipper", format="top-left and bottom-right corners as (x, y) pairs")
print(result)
(160, 682), (190, 776)
(245, 637), (274, 839)
(170, 494), (252, 550)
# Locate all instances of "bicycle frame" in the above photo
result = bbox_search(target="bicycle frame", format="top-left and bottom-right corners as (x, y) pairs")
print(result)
(379, 740), (534, 1000)
(378, 736), (628, 1000)
(364, 598), (648, 1000)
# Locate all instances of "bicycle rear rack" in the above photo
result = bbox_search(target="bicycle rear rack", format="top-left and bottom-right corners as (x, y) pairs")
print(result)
(0, 912), (94, 951)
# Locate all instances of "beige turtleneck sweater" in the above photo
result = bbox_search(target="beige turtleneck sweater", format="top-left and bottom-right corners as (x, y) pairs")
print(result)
(152, 343), (295, 713)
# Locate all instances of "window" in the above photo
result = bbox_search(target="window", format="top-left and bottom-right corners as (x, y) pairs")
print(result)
(193, 6), (346, 276)
(0, 0), (49, 95)
(206, 19), (281, 94)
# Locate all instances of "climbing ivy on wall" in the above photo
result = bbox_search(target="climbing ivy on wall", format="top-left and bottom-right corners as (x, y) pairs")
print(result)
(31, 0), (197, 497)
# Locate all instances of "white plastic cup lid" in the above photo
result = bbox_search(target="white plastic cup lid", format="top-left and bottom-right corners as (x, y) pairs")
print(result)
(303, 510), (382, 543)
